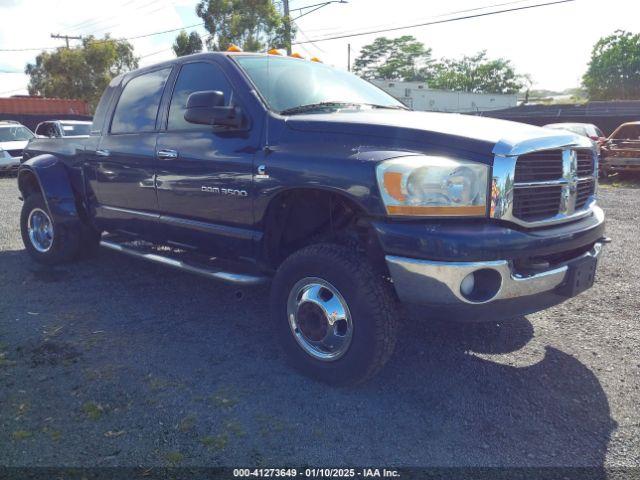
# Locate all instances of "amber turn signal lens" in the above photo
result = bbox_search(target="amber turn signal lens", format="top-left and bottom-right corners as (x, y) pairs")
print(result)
(383, 172), (405, 202)
(386, 205), (487, 216)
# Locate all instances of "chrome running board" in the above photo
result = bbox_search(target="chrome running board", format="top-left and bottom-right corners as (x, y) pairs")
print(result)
(100, 239), (268, 286)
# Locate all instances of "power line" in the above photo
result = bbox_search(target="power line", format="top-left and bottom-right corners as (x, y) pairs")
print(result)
(293, 0), (577, 45)
(297, 0), (532, 35)
(0, 22), (205, 52)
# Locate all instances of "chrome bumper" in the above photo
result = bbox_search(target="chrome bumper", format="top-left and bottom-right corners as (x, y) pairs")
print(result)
(386, 242), (604, 306)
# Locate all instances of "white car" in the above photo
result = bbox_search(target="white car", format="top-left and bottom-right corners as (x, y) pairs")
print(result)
(0, 121), (35, 174)
(34, 120), (91, 138)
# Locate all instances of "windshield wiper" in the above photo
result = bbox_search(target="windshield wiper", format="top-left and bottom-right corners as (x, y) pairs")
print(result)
(279, 102), (363, 116)
(367, 104), (409, 110)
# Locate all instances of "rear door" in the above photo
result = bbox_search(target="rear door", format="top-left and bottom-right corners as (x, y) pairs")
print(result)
(93, 67), (172, 235)
(154, 60), (258, 258)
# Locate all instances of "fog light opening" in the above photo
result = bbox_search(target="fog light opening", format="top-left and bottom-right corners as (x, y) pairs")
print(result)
(459, 269), (502, 303)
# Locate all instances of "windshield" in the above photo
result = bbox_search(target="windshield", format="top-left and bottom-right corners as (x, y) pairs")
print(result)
(0, 125), (34, 142)
(547, 124), (588, 136)
(61, 123), (91, 136)
(234, 55), (405, 114)
(612, 125), (640, 140)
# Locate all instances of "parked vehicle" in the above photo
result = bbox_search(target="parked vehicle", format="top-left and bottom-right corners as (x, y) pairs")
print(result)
(19, 52), (607, 385)
(601, 121), (640, 174)
(34, 120), (92, 138)
(544, 122), (606, 145)
(0, 121), (34, 174)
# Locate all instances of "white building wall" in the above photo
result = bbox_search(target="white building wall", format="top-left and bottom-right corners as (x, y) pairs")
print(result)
(372, 80), (518, 113)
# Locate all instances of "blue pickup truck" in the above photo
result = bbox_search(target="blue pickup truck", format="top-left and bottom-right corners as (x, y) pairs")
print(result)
(19, 52), (606, 385)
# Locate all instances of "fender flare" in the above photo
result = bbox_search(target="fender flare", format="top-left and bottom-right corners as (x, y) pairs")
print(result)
(17, 154), (82, 227)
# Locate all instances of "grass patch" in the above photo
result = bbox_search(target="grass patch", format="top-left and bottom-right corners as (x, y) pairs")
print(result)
(0, 352), (16, 368)
(82, 401), (104, 420)
(200, 434), (228, 451)
(164, 451), (184, 465)
(12, 430), (32, 440)
(178, 415), (197, 433)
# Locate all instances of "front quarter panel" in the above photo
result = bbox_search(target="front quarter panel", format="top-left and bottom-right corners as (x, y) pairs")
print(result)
(253, 128), (389, 226)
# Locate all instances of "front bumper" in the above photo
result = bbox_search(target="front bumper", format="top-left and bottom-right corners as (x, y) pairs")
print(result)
(374, 207), (606, 321)
(387, 241), (603, 305)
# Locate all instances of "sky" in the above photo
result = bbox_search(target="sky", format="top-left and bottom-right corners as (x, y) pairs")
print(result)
(0, 0), (638, 97)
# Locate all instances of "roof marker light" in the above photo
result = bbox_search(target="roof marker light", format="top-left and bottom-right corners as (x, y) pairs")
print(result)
(310, 57), (322, 63)
(227, 44), (243, 52)
(268, 48), (282, 55)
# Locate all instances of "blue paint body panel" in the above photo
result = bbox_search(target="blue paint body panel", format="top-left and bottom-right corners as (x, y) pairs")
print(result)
(373, 206), (605, 262)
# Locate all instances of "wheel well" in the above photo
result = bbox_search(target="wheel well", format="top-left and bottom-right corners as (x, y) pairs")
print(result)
(261, 189), (385, 271)
(18, 171), (41, 199)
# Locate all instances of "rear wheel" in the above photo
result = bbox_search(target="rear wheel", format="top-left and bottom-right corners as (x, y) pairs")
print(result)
(20, 193), (81, 265)
(271, 243), (398, 386)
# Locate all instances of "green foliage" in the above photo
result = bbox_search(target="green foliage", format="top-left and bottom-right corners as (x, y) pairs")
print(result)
(353, 37), (525, 94)
(195, 0), (293, 51)
(353, 36), (433, 81)
(173, 30), (204, 57)
(583, 30), (640, 100)
(25, 36), (138, 112)
(429, 51), (525, 94)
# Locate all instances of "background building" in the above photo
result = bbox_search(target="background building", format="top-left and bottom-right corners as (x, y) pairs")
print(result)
(0, 96), (91, 131)
(372, 80), (518, 113)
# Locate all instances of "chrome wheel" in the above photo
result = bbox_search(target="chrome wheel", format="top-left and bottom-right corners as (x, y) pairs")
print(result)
(287, 277), (353, 361)
(27, 208), (54, 253)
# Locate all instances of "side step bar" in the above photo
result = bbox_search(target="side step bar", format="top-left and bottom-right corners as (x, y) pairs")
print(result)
(100, 240), (268, 286)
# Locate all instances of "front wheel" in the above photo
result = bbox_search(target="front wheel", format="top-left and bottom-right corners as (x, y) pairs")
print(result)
(20, 193), (81, 265)
(270, 243), (398, 386)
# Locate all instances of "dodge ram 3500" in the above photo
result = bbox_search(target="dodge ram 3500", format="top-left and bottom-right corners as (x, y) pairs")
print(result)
(19, 52), (607, 385)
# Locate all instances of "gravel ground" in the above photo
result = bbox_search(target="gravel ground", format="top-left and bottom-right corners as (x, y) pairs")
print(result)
(0, 176), (638, 469)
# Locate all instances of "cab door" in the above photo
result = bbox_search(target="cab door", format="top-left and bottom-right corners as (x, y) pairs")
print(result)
(92, 67), (172, 236)
(154, 60), (259, 258)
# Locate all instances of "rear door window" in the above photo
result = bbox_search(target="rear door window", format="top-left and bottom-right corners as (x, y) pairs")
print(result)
(111, 68), (171, 134)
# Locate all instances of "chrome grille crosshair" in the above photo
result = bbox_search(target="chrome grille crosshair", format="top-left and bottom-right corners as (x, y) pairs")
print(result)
(491, 143), (598, 228)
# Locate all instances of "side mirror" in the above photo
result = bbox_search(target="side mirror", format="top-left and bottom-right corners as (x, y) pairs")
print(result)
(184, 90), (244, 129)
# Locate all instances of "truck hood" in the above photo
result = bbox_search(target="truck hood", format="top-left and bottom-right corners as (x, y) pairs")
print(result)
(285, 110), (591, 158)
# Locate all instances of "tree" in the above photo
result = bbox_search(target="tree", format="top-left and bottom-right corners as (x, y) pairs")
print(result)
(353, 36), (433, 81)
(25, 36), (138, 111)
(429, 51), (525, 94)
(173, 30), (204, 57)
(583, 30), (640, 100)
(195, 0), (292, 52)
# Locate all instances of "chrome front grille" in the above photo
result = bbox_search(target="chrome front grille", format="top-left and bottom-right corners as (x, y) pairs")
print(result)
(491, 146), (598, 228)
(512, 184), (562, 222)
(514, 150), (564, 182)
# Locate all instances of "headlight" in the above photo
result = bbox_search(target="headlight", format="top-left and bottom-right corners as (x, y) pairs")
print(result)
(376, 155), (489, 217)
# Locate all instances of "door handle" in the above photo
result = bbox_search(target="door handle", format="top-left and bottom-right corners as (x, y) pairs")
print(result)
(95, 149), (110, 157)
(157, 149), (178, 160)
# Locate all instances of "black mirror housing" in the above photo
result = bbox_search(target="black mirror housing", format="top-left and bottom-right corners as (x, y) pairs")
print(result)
(184, 90), (244, 129)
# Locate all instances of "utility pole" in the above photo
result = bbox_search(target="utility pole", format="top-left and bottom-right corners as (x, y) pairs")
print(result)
(347, 43), (351, 71)
(283, 0), (292, 55)
(51, 33), (82, 49)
